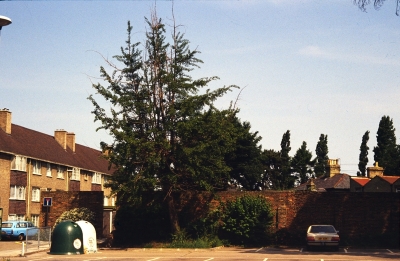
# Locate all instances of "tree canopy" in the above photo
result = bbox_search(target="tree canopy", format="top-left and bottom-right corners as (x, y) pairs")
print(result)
(314, 134), (329, 178)
(373, 116), (399, 175)
(291, 141), (314, 184)
(89, 15), (238, 233)
(357, 130), (370, 177)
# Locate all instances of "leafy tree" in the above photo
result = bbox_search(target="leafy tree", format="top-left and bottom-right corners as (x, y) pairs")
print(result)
(279, 130), (295, 189)
(89, 15), (236, 234)
(354, 0), (400, 16)
(373, 116), (399, 175)
(291, 141), (314, 184)
(219, 194), (274, 246)
(314, 134), (329, 177)
(260, 131), (295, 190)
(357, 131), (370, 177)
(261, 149), (281, 190)
(225, 118), (264, 190)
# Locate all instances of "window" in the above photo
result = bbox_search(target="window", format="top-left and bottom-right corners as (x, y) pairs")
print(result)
(31, 215), (39, 227)
(10, 185), (26, 200)
(57, 166), (65, 179)
(395, 187), (400, 193)
(92, 172), (102, 184)
(111, 196), (115, 206)
(8, 214), (25, 221)
(70, 167), (80, 181)
(46, 163), (52, 177)
(32, 187), (40, 202)
(104, 196), (108, 206)
(11, 155), (27, 171)
(32, 160), (41, 175)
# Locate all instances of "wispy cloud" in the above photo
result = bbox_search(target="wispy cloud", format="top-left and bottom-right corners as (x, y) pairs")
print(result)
(298, 45), (400, 66)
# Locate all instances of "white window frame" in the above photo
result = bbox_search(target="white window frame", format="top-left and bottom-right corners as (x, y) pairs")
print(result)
(8, 214), (25, 221)
(57, 166), (65, 179)
(46, 163), (52, 177)
(32, 160), (41, 175)
(104, 196), (109, 206)
(32, 187), (40, 202)
(92, 172), (102, 184)
(71, 167), (80, 181)
(11, 155), (27, 172)
(10, 185), (26, 200)
(31, 215), (39, 227)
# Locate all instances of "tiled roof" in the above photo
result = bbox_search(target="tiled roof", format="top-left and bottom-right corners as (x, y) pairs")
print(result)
(379, 176), (400, 184)
(0, 124), (113, 175)
(295, 174), (350, 191)
(351, 177), (371, 186)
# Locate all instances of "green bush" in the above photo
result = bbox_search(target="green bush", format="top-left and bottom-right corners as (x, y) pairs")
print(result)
(218, 194), (274, 246)
(54, 207), (95, 228)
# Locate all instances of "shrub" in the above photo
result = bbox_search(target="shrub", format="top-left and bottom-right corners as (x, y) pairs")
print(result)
(218, 194), (274, 246)
(54, 207), (95, 228)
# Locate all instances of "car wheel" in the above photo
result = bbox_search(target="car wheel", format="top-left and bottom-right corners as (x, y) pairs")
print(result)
(18, 234), (25, 241)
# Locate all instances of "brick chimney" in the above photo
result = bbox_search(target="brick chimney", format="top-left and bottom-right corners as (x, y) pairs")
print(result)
(326, 159), (341, 177)
(0, 108), (12, 134)
(367, 162), (384, 179)
(66, 132), (76, 152)
(54, 130), (67, 150)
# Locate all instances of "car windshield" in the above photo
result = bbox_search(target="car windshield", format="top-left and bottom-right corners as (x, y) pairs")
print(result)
(310, 225), (336, 233)
(2, 223), (13, 228)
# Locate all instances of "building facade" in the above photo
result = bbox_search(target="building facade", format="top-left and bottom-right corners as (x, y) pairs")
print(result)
(0, 109), (115, 233)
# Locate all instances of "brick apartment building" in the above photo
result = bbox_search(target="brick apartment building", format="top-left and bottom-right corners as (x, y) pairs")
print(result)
(0, 109), (115, 232)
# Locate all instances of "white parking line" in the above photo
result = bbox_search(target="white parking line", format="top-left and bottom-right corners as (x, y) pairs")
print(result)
(204, 258), (214, 261)
(147, 258), (160, 261)
(263, 258), (268, 261)
(255, 247), (263, 252)
(83, 257), (107, 261)
(299, 248), (303, 252)
(387, 249), (393, 253)
(344, 248), (348, 253)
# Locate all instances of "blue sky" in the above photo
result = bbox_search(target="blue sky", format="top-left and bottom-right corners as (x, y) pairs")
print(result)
(1, 0), (400, 175)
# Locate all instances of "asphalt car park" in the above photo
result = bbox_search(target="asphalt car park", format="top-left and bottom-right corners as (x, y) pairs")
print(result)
(2, 246), (399, 261)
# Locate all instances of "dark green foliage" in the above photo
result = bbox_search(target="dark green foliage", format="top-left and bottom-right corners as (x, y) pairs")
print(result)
(261, 131), (295, 190)
(373, 116), (400, 175)
(225, 118), (264, 190)
(112, 197), (171, 246)
(357, 131), (370, 177)
(291, 141), (314, 184)
(261, 149), (282, 189)
(314, 134), (329, 177)
(88, 14), (237, 233)
(218, 194), (274, 246)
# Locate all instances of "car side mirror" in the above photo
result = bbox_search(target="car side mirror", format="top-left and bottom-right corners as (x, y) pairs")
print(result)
(336, 231), (339, 234)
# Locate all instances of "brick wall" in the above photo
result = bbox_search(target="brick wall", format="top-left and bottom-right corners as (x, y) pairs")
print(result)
(0, 153), (11, 219)
(175, 190), (400, 246)
(40, 191), (104, 237)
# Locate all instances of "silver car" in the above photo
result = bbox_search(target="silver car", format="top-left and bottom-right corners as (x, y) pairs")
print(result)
(306, 225), (340, 251)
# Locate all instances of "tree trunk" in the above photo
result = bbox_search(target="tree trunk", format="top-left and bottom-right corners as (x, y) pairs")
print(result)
(166, 193), (180, 234)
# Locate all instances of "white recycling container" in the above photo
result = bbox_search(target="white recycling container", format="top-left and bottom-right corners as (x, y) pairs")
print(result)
(76, 220), (97, 253)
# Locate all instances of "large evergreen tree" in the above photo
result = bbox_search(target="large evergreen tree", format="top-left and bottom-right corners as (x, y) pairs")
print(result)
(261, 149), (282, 190)
(357, 130), (370, 177)
(225, 118), (264, 190)
(291, 141), (314, 184)
(280, 130), (294, 189)
(88, 15), (237, 233)
(314, 134), (329, 178)
(373, 116), (399, 175)
(261, 131), (295, 190)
